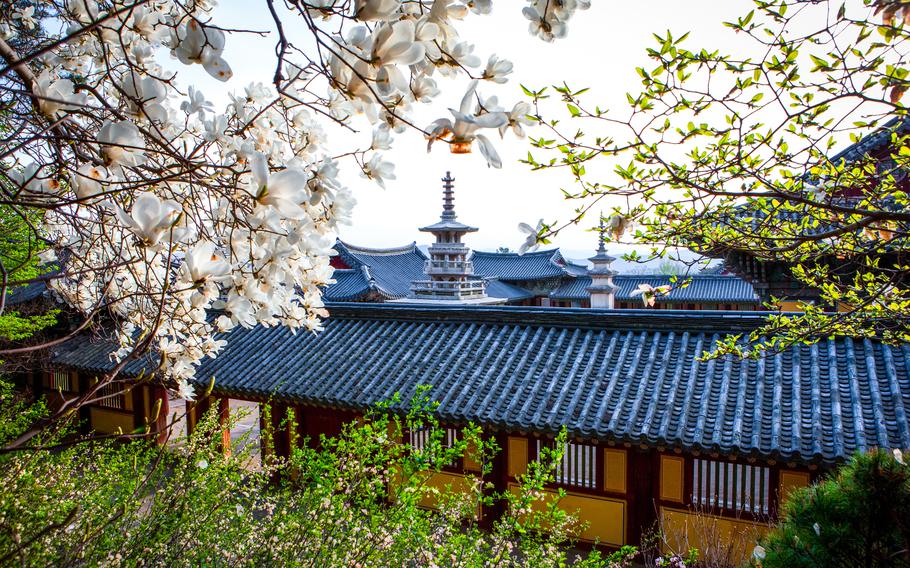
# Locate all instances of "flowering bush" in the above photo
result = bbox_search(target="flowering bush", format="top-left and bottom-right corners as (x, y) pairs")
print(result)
(0, 382), (639, 566)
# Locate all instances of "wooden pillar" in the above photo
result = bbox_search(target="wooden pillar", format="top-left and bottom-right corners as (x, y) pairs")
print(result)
(186, 395), (212, 438)
(187, 396), (231, 455)
(272, 403), (290, 458)
(148, 385), (170, 445)
(259, 402), (291, 460)
(77, 372), (91, 435)
(218, 397), (231, 456)
(484, 431), (511, 526)
(628, 449), (659, 545)
(475, 430), (503, 529)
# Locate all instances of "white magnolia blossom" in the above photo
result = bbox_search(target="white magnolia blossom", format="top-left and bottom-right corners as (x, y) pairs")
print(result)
(467, 0), (493, 15)
(371, 124), (393, 150)
(500, 101), (533, 138)
(361, 154), (397, 188)
(426, 80), (508, 167)
(630, 283), (672, 308)
(13, 5), (36, 29)
(249, 153), (312, 219)
(181, 241), (231, 284)
(170, 19), (232, 81)
(97, 119), (146, 167)
(523, 0), (590, 42)
(113, 193), (183, 247)
(605, 214), (631, 241)
(518, 219), (545, 255)
(32, 71), (88, 117)
(1, 0), (573, 401)
(11, 163), (61, 196)
(180, 86), (214, 118)
(119, 73), (168, 122)
(355, 0), (401, 21)
(483, 54), (513, 84)
(71, 164), (110, 200)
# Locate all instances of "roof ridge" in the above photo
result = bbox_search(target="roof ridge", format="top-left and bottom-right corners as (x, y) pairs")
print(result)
(473, 248), (560, 257)
(614, 273), (744, 279)
(338, 240), (419, 255)
(324, 302), (773, 333)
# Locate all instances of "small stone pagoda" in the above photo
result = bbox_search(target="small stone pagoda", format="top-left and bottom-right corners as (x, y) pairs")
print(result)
(407, 172), (501, 304)
(586, 217), (618, 308)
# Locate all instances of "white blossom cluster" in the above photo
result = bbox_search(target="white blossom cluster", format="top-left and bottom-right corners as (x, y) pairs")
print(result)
(0, 0), (583, 399)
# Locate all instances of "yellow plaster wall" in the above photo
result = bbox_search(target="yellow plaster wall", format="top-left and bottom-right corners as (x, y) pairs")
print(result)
(507, 436), (528, 477)
(660, 455), (685, 502)
(390, 470), (482, 519)
(779, 470), (811, 505)
(89, 407), (135, 434)
(660, 507), (768, 565)
(509, 484), (626, 546)
(778, 300), (804, 312)
(603, 448), (627, 493)
(463, 440), (482, 472)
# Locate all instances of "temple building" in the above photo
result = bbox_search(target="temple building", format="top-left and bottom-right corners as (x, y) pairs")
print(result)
(47, 303), (910, 558)
(326, 174), (763, 311)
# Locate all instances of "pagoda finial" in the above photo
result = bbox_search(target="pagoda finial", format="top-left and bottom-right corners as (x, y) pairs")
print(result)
(441, 171), (456, 220)
(597, 212), (607, 253)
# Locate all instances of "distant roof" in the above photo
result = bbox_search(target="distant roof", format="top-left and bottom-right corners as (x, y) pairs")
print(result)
(327, 241), (536, 303)
(483, 278), (535, 301)
(550, 274), (761, 303)
(827, 116), (910, 165)
(324, 268), (374, 302)
(472, 249), (571, 281)
(52, 303), (910, 465)
(332, 240), (427, 300)
(51, 335), (157, 377)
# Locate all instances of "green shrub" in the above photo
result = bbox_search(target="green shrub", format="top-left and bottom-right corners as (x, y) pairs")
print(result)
(760, 450), (910, 568)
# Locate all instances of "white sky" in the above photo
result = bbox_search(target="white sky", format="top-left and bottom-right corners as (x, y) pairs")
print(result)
(177, 1), (757, 262)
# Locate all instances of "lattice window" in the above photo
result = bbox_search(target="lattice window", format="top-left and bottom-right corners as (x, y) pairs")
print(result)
(536, 439), (598, 489)
(95, 382), (125, 410)
(409, 426), (459, 465)
(50, 370), (72, 392)
(692, 458), (771, 515)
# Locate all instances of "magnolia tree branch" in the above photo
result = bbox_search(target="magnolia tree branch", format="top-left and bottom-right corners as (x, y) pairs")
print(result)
(519, 0), (910, 353)
(0, 0), (596, 449)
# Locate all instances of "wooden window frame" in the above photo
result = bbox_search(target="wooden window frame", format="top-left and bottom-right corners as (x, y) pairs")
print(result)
(534, 437), (602, 494)
(49, 370), (74, 393)
(685, 455), (778, 521)
(406, 424), (463, 472)
(94, 380), (128, 410)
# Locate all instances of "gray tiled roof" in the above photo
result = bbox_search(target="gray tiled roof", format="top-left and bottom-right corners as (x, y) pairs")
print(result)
(323, 268), (373, 301)
(51, 335), (158, 377)
(328, 241), (536, 303)
(483, 278), (534, 301)
(550, 275), (761, 303)
(827, 116), (910, 165)
(187, 304), (909, 464)
(334, 241), (427, 300)
(548, 277), (592, 301)
(51, 304), (909, 465)
(472, 249), (570, 281)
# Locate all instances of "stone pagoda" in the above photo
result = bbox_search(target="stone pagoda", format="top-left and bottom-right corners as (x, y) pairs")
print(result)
(407, 172), (501, 304)
(586, 217), (618, 308)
